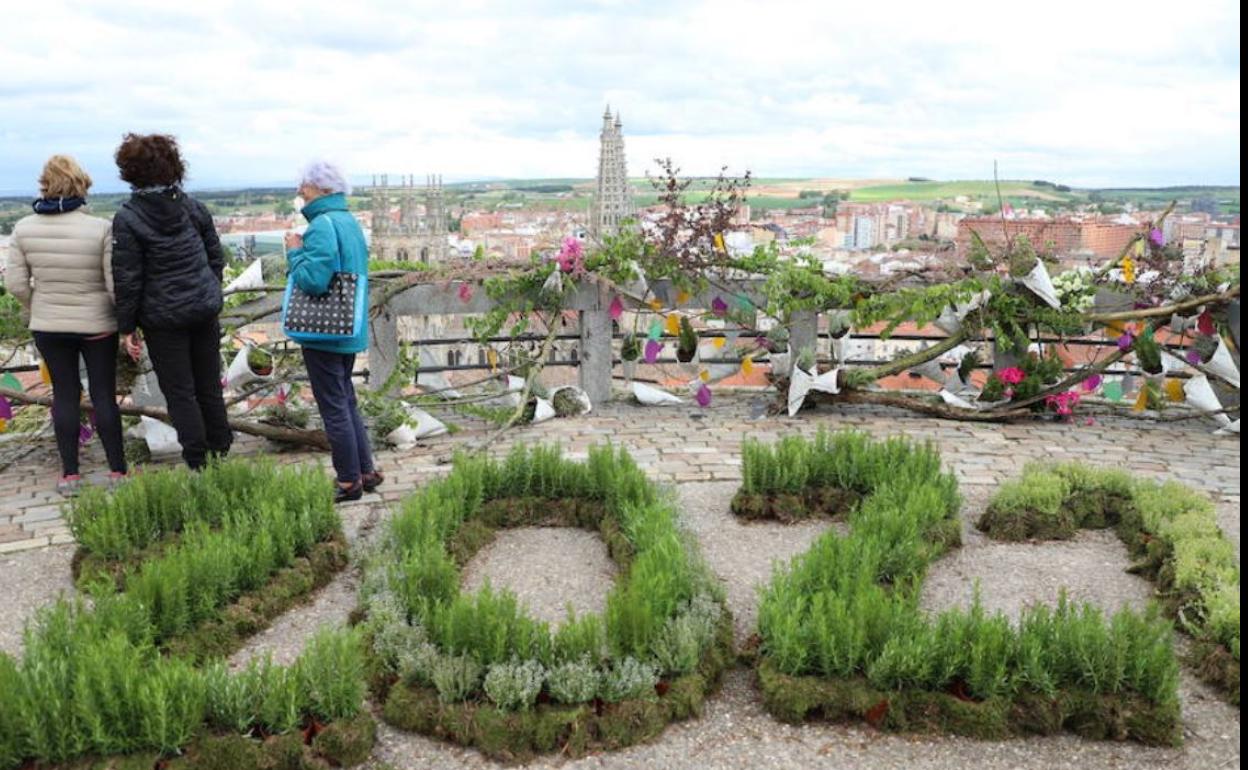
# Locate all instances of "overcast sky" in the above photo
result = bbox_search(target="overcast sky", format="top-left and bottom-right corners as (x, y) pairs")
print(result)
(1, 0), (1240, 194)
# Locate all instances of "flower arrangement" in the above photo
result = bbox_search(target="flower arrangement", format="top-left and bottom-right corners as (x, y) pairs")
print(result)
(1052, 267), (1097, 313)
(555, 236), (585, 275)
(1045, 390), (1081, 419)
(980, 353), (1064, 405)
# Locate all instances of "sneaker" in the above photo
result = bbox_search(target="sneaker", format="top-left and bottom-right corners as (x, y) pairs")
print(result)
(56, 475), (84, 497)
(334, 481), (364, 504)
(362, 471), (385, 493)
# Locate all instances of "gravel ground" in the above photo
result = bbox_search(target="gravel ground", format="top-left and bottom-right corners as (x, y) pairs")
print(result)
(676, 481), (840, 646)
(0, 544), (75, 658)
(1216, 498), (1240, 563)
(461, 527), (618, 628)
(920, 486), (1156, 621)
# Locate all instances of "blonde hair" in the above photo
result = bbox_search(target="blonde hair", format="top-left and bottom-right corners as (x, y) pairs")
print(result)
(39, 155), (93, 198)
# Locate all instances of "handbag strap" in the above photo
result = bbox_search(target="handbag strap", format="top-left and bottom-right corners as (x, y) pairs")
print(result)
(317, 211), (344, 274)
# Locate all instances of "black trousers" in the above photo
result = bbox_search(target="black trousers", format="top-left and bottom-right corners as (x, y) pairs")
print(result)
(32, 331), (127, 476)
(302, 347), (374, 483)
(143, 319), (233, 469)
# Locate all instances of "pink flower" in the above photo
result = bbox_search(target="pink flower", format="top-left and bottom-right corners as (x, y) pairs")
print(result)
(998, 367), (1026, 386)
(458, 283), (474, 302)
(609, 295), (624, 321)
(556, 236), (585, 275)
(1081, 374), (1102, 392)
(1045, 390), (1081, 417)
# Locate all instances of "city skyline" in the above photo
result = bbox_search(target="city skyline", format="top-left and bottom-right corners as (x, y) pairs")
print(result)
(1, 0), (1240, 193)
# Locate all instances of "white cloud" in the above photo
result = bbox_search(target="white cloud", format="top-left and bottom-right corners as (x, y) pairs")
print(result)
(0, 0), (1238, 192)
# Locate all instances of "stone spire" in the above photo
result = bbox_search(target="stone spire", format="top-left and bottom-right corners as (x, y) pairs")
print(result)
(590, 107), (634, 240)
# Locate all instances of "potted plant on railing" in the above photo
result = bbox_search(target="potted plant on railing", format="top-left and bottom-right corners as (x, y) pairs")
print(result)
(676, 317), (699, 364)
(1132, 331), (1164, 376)
(621, 333), (641, 380)
(226, 343), (275, 389)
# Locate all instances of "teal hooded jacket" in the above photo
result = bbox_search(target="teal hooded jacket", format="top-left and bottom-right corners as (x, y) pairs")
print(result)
(286, 192), (369, 355)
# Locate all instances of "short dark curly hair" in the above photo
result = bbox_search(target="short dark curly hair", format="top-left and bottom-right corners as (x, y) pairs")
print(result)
(114, 133), (186, 188)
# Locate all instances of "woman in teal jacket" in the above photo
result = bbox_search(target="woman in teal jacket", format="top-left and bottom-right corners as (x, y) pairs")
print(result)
(284, 161), (381, 503)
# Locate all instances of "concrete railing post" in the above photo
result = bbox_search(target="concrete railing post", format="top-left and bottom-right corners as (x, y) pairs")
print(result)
(368, 306), (400, 392)
(789, 309), (819, 363)
(579, 287), (614, 405)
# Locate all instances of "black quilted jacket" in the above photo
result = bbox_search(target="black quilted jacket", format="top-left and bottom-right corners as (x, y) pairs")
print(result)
(111, 188), (224, 333)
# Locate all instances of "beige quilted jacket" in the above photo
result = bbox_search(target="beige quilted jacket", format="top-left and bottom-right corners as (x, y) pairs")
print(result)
(6, 210), (116, 334)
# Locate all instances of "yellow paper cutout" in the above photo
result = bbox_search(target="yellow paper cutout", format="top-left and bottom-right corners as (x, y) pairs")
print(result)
(1132, 388), (1149, 412)
(1164, 379), (1185, 403)
(741, 356), (755, 376)
(1121, 255), (1136, 285)
(486, 348), (498, 371)
(711, 337), (726, 349)
(714, 233), (726, 252)
(1133, 239), (1145, 257)
(647, 298), (663, 311)
(39, 361), (51, 385)
(699, 369), (710, 382)
(665, 315), (681, 335)
(0, 419), (7, 434)
(676, 290), (691, 305)
(1106, 320), (1126, 337)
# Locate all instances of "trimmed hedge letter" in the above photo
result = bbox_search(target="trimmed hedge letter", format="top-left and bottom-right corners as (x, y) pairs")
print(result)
(739, 430), (1183, 745)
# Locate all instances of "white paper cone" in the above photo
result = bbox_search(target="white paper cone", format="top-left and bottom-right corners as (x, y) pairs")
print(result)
(140, 416), (181, 456)
(1205, 337), (1240, 389)
(910, 358), (948, 386)
(542, 270), (564, 295)
(831, 333), (852, 365)
(1020, 261), (1061, 309)
(812, 368), (840, 395)
(1214, 419), (1240, 436)
(622, 359), (638, 381)
(226, 345), (273, 389)
(386, 424), (419, 449)
(622, 260), (648, 298)
(225, 259), (265, 292)
(633, 381), (683, 405)
(1183, 375), (1232, 428)
(404, 406), (448, 438)
(1160, 351), (1187, 375)
(787, 367), (815, 416)
(933, 306), (962, 335)
(531, 398), (557, 423)
(770, 350), (792, 378)
(939, 389), (979, 410)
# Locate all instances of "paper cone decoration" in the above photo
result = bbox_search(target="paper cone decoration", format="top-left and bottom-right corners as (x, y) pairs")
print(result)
(647, 298), (663, 311)
(633, 381), (683, 405)
(533, 398), (558, 423)
(415, 345), (461, 399)
(0, 419), (7, 434)
(939, 389), (978, 410)
(487, 349), (500, 372)
(1102, 381), (1124, 402)
(139, 416), (181, 456)
(770, 351), (792, 378)
(1081, 374), (1102, 392)
(648, 319), (663, 341)
(39, 361), (51, 385)
(910, 358), (948, 386)
(225, 344), (274, 390)
(711, 337), (726, 349)
(1183, 374), (1232, 428)
(542, 270), (564, 295)
(711, 297), (728, 317)
(1132, 388), (1149, 412)
(1204, 336), (1240, 389)
(1160, 351), (1187, 375)
(1019, 261), (1061, 308)
(695, 383), (712, 407)
(644, 340), (662, 364)
(676, 289), (691, 305)
(550, 386), (593, 416)
(665, 315), (681, 336)
(1214, 419), (1240, 436)
(1197, 311), (1215, 336)
(932, 291), (991, 335)
(386, 424), (419, 448)
(1, 372), (21, 392)
(224, 259), (265, 292)
(741, 356), (754, 376)
(1164, 379), (1185, 403)
(787, 367), (840, 416)
(622, 260), (648, 297)
(405, 405), (449, 438)
(0, 396), (10, 420)
(831, 333), (852, 365)
(609, 295), (624, 321)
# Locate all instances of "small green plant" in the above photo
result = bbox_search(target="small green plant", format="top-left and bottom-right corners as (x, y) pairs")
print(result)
(247, 346), (274, 375)
(599, 657), (658, 703)
(483, 659), (546, 711)
(620, 334), (641, 362)
(546, 658), (601, 705)
(676, 317), (698, 362)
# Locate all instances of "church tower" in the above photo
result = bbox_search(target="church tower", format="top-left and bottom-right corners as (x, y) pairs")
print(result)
(589, 107), (634, 240)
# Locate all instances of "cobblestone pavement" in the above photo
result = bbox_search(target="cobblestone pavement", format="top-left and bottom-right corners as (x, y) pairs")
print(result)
(1, 394), (1239, 556)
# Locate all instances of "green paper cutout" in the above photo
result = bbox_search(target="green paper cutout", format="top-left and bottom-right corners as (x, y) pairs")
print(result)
(0, 372), (21, 392)
(1102, 381), (1124, 402)
(647, 319), (663, 341)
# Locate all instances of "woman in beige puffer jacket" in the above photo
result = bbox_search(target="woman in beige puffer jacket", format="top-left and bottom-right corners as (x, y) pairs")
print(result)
(7, 155), (128, 493)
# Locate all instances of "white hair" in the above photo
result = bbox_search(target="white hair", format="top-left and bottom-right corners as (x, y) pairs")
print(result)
(300, 160), (351, 195)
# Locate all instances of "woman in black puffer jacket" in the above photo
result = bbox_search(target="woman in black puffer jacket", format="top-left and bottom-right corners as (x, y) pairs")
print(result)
(111, 133), (232, 469)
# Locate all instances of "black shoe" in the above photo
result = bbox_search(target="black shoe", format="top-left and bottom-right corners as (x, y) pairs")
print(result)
(334, 481), (364, 504)
(362, 471), (385, 493)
